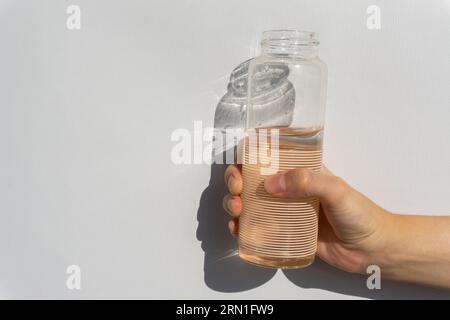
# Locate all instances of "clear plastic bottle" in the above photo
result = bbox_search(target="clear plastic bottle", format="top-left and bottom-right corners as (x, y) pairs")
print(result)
(239, 30), (328, 268)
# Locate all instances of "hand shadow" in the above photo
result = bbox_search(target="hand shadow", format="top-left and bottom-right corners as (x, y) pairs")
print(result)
(283, 257), (450, 299)
(196, 151), (276, 292)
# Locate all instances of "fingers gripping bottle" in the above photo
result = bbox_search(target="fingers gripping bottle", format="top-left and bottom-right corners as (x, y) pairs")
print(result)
(239, 30), (328, 268)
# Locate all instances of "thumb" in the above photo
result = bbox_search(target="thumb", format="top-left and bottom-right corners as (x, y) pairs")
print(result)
(264, 167), (349, 206)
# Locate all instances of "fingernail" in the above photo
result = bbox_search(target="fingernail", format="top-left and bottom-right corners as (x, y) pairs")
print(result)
(227, 199), (234, 213)
(227, 175), (234, 191)
(264, 174), (286, 194)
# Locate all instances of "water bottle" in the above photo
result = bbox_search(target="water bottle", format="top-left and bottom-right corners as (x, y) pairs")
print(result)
(239, 30), (328, 268)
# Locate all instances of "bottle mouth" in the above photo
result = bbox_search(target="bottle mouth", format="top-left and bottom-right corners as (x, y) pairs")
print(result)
(261, 29), (319, 48)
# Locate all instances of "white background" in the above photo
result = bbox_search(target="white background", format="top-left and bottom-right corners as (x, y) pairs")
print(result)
(0, 0), (449, 299)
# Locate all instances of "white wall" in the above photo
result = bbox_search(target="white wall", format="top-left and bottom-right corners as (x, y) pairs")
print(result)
(0, 0), (449, 299)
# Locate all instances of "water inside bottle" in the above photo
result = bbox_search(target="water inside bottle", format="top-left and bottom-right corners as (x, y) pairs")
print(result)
(239, 127), (323, 269)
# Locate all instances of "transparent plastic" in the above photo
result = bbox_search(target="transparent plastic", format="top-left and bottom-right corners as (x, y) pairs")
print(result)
(238, 30), (328, 269)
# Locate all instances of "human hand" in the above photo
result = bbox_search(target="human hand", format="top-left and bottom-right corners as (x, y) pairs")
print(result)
(223, 165), (394, 274)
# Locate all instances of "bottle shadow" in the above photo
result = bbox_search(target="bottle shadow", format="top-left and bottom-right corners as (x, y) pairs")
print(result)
(283, 258), (450, 299)
(196, 59), (277, 292)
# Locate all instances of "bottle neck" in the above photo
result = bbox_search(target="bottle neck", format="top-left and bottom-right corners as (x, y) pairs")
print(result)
(260, 30), (319, 59)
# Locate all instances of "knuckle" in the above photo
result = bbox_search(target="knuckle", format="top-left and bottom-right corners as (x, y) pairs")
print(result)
(224, 165), (233, 183)
(290, 169), (313, 196)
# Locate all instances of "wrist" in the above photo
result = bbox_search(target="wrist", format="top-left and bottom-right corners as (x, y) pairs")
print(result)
(368, 213), (450, 288)
(369, 212), (407, 278)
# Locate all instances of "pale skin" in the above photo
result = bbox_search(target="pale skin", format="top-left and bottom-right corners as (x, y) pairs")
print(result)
(223, 165), (450, 290)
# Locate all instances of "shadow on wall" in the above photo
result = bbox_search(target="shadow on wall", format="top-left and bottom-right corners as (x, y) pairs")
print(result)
(196, 158), (450, 298)
(196, 59), (277, 292)
(196, 161), (276, 292)
(196, 60), (450, 298)
(283, 259), (450, 299)
(196, 165), (450, 298)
